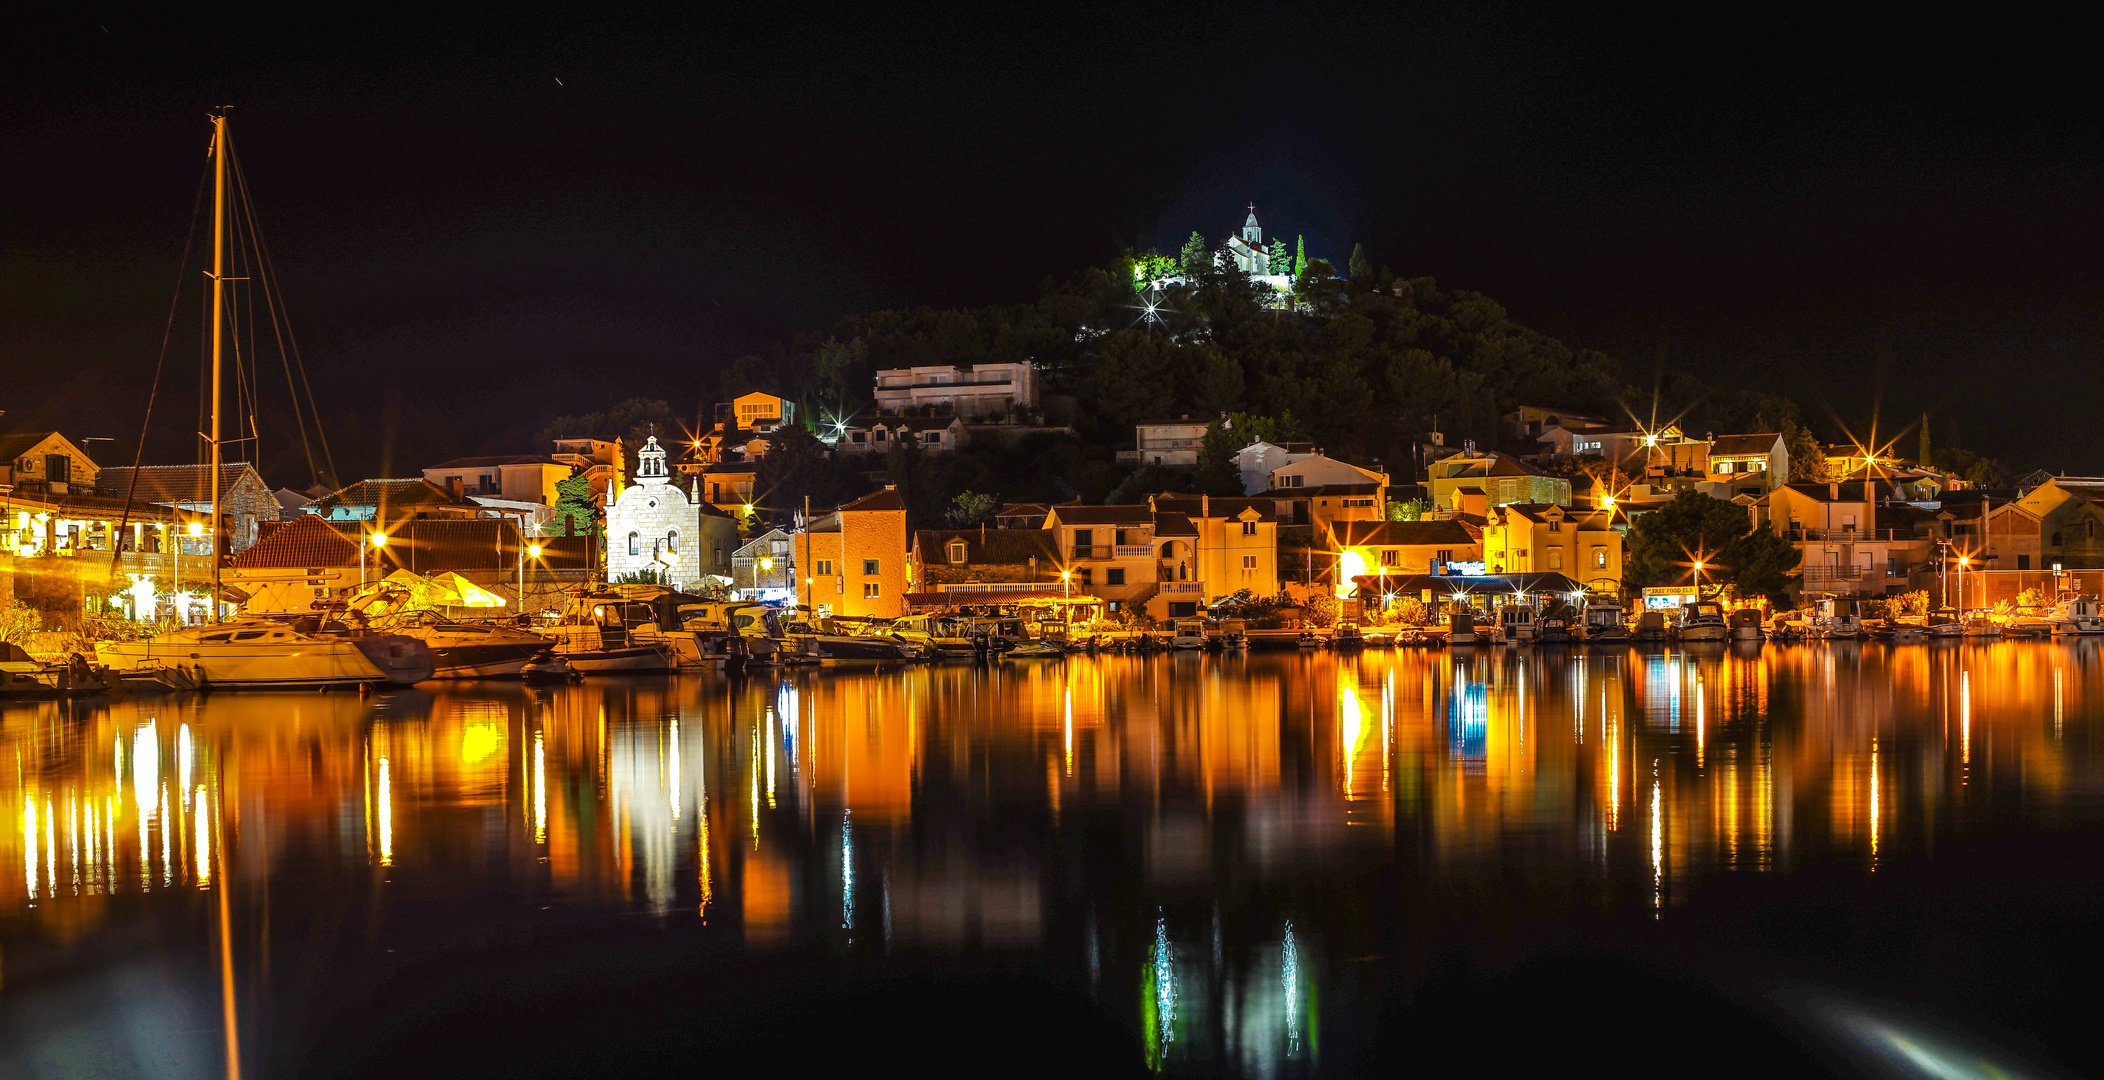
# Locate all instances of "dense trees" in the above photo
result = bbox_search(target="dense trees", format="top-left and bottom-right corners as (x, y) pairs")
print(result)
(1624, 490), (1801, 603)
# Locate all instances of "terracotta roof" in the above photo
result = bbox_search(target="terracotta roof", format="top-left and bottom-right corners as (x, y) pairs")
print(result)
(228, 515), (360, 568)
(995, 502), (1050, 517)
(1152, 513), (1198, 538)
(839, 489), (908, 512)
(1046, 504), (1154, 525)
(912, 529), (1060, 565)
(1151, 495), (1278, 522)
(0, 431), (63, 463)
(98, 463), (263, 505)
(427, 455), (565, 469)
(1331, 520), (1477, 548)
(1709, 434), (1781, 456)
(311, 478), (474, 510)
(1258, 483), (1381, 499)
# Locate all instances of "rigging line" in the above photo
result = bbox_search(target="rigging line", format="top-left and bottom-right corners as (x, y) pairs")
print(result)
(109, 153), (211, 586)
(230, 144), (332, 488)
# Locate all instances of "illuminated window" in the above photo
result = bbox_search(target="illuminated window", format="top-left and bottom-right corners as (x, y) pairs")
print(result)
(1593, 547), (1607, 569)
(666, 530), (679, 553)
(1381, 549), (1398, 566)
(1549, 549), (1563, 570)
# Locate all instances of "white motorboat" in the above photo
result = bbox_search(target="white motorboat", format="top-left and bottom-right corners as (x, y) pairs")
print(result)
(1172, 619), (1210, 650)
(1678, 601), (1729, 642)
(98, 619), (434, 688)
(365, 609), (555, 678)
(1921, 612), (1966, 639)
(1728, 607), (1765, 640)
(1809, 597), (1866, 640)
(1962, 613), (2002, 638)
(2049, 596), (2104, 635)
(1498, 605), (1537, 645)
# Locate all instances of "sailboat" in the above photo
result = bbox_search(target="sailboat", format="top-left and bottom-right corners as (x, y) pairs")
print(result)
(96, 113), (434, 688)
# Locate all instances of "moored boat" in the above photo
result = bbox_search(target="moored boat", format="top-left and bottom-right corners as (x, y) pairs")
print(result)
(98, 619), (434, 687)
(1729, 607), (1764, 640)
(1678, 601), (1729, 643)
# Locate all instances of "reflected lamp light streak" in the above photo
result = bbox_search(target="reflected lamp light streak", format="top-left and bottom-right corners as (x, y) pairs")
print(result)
(23, 796), (36, 900)
(1961, 670), (1971, 767)
(377, 758), (393, 867)
(842, 808), (854, 933)
(1649, 767), (1663, 916)
(764, 708), (778, 809)
(179, 724), (194, 810)
(195, 786), (211, 888)
(1870, 737), (1880, 869)
(533, 732), (547, 844)
(1283, 919), (1301, 1054)
(668, 718), (681, 822)
(1339, 680), (1367, 796)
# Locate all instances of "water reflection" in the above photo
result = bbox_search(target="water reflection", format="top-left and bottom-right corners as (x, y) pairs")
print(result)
(1, 641), (2100, 1075)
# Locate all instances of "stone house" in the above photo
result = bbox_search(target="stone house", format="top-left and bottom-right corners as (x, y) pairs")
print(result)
(0, 432), (99, 496)
(733, 527), (796, 599)
(98, 462), (280, 553)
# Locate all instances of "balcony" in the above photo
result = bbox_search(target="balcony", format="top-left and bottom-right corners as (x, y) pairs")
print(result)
(1071, 544), (1152, 560)
(1136, 438), (1202, 451)
(1160, 581), (1205, 595)
(1781, 528), (1904, 543)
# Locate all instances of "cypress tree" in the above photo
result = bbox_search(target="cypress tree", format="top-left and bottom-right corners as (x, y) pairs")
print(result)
(1918, 413), (1932, 468)
(1294, 235), (1307, 279)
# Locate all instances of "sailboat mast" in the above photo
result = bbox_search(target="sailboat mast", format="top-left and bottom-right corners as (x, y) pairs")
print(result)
(209, 111), (227, 622)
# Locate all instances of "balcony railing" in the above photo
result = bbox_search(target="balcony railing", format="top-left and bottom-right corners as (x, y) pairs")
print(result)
(1136, 438), (1202, 451)
(939, 581), (1048, 594)
(1781, 528), (1905, 542)
(1072, 544), (1151, 560)
(1161, 581), (1205, 595)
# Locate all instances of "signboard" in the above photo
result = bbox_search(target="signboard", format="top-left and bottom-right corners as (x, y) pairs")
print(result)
(1642, 586), (1696, 610)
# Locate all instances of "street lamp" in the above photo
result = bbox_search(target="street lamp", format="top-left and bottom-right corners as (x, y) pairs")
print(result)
(363, 529), (388, 586)
(759, 555), (775, 596)
(1691, 559), (1705, 599)
(1957, 553), (1971, 612)
(1061, 569), (1072, 628)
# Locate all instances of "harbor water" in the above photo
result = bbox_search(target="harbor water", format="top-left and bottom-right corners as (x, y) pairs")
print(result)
(3, 642), (2102, 1077)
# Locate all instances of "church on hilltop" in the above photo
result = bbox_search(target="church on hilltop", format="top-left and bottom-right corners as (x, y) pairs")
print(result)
(1144, 205), (1296, 299)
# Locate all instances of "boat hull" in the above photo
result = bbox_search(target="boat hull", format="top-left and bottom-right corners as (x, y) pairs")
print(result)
(98, 633), (432, 688)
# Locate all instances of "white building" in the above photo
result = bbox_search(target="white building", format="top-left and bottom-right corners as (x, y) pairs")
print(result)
(1118, 417), (1212, 468)
(873, 362), (1039, 419)
(605, 436), (738, 590)
(1234, 439), (1315, 494)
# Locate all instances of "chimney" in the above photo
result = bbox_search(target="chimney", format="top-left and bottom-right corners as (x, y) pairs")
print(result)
(1829, 482), (1839, 501)
(448, 477), (464, 499)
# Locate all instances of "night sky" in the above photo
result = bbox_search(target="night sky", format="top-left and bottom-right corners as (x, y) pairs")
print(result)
(5, 10), (2101, 478)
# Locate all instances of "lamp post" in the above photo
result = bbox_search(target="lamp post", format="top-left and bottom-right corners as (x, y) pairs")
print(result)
(1956, 553), (1971, 613)
(1061, 569), (1072, 629)
(759, 555), (774, 599)
(1691, 559), (1705, 600)
(363, 529), (387, 586)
